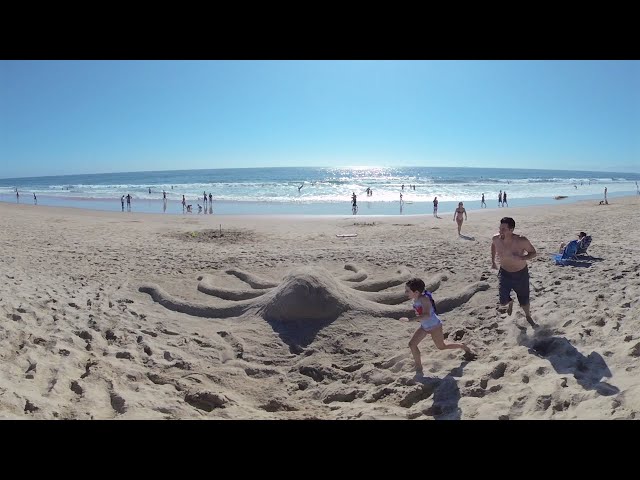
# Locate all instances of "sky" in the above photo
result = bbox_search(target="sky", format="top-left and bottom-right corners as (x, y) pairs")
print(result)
(0, 60), (638, 178)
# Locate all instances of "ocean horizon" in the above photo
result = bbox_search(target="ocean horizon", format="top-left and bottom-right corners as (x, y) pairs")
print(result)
(1, 166), (638, 216)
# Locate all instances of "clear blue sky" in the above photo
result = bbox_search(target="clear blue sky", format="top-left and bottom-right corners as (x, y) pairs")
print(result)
(1, 60), (638, 178)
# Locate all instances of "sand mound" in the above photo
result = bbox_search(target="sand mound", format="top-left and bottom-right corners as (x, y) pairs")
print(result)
(253, 267), (352, 322)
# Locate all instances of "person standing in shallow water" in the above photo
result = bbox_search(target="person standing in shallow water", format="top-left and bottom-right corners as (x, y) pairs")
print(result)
(491, 217), (538, 329)
(433, 197), (438, 217)
(481, 193), (486, 208)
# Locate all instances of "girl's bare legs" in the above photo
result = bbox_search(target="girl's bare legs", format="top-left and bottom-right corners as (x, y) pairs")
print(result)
(408, 327), (428, 373)
(430, 325), (471, 354)
(456, 219), (463, 235)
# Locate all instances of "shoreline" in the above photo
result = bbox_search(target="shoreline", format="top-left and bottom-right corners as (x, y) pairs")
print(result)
(0, 190), (635, 217)
(0, 193), (636, 221)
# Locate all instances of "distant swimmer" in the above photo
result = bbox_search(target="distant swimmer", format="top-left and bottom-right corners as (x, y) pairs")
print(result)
(209, 193), (212, 204)
(126, 194), (132, 211)
(298, 183), (304, 192)
(197, 204), (203, 213)
(433, 196), (438, 217)
(502, 191), (508, 207)
(33, 193), (37, 205)
(163, 190), (167, 200)
(149, 188), (151, 194)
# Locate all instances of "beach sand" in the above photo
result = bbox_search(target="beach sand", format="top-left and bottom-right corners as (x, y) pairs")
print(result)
(1, 196), (639, 419)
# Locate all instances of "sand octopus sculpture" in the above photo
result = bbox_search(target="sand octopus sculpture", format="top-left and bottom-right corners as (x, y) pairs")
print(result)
(139, 265), (489, 325)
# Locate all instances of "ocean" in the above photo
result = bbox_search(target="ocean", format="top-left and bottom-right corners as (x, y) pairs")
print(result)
(1, 166), (638, 215)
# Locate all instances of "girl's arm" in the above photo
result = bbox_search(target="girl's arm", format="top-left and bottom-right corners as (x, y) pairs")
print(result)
(400, 297), (431, 321)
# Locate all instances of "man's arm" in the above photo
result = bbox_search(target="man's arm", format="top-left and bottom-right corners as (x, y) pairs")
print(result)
(521, 237), (537, 261)
(491, 240), (497, 269)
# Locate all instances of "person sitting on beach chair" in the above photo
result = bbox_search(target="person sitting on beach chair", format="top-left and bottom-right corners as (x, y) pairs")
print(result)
(576, 232), (592, 254)
(555, 239), (579, 265)
(559, 232), (591, 255)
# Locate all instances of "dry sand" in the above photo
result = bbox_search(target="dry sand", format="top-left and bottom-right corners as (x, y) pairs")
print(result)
(1, 196), (639, 419)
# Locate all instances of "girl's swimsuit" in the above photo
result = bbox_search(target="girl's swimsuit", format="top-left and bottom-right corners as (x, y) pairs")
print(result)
(413, 291), (442, 332)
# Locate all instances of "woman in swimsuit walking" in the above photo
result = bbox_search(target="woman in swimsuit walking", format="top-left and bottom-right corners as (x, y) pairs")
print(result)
(453, 202), (467, 236)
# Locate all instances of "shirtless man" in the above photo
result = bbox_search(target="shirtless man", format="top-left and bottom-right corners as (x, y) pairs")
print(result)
(491, 217), (538, 328)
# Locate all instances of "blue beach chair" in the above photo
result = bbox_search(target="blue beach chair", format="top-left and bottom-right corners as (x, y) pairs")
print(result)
(554, 239), (579, 265)
(577, 235), (592, 255)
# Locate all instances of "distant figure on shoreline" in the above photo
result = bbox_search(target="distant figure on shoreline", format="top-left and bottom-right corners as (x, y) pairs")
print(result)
(498, 190), (503, 207)
(121, 195), (125, 211)
(163, 190), (167, 200)
(400, 192), (403, 204)
(491, 217), (538, 329)
(636, 181), (639, 195)
(453, 202), (467, 236)
(126, 194), (132, 211)
(182, 195), (186, 211)
(298, 183), (304, 192)
(149, 188), (151, 194)
(502, 191), (508, 207)
(432, 196), (438, 217)
(604, 186), (608, 205)
(16, 190), (19, 202)
(351, 192), (357, 214)
(481, 193), (486, 208)
(401, 184), (405, 191)
(209, 193), (212, 205)
(33, 193), (37, 205)
(198, 204), (202, 213)
(203, 191), (207, 205)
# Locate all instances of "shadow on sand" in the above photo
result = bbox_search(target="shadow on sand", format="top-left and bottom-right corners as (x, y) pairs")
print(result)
(413, 360), (471, 419)
(518, 331), (619, 396)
